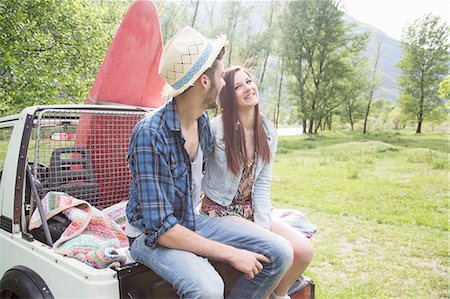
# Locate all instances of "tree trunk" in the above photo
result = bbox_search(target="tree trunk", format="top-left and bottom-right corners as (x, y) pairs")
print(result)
(259, 51), (269, 86)
(416, 120), (422, 133)
(308, 119), (314, 134)
(302, 120), (307, 134)
(206, 2), (217, 27)
(227, 1), (241, 66)
(308, 97), (316, 134)
(416, 95), (424, 133)
(364, 37), (382, 134)
(348, 104), (354, 131)
(191, 0), (200, 27)
(327, 113), (332, 130)
(363, 99), (371, 133)
(314, 119), (321, 133)
(259, 1), (275, 85)
(274, 60), (284, 129)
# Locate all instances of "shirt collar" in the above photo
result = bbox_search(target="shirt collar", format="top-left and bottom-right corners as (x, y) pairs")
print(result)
(166, 98), (181, 132)
(166, 97), (210, 134)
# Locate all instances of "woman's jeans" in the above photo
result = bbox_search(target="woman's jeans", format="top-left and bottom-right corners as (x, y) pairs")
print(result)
(130, 214), (293, 299)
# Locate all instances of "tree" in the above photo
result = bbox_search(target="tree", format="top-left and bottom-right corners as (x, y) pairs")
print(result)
(278, 0), (368, 133)
(338, 65), (367, 131)
(397, 14), (449, 133)
(388, 106), (408, 130)
(273, 58), (284, 129)
(223, 1), (242, 66)
(191, 0), (200, 27)
(156, 0), (190, 42)
(258, 0), (276, 86)
(363, 35), (382, 134)
(0, 0), (129, 115)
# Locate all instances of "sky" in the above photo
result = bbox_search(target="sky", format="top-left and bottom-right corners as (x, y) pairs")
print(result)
(341, 0), (450, 41)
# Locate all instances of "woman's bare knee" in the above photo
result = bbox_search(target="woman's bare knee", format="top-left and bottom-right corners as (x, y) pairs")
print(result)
(292, 235), (313, 265)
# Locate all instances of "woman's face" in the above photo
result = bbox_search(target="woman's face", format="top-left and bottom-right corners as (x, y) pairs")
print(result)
(233, 69), (259, 110)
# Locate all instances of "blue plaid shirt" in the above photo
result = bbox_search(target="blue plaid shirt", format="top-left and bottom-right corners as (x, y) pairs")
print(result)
(126, 99), (213, 247)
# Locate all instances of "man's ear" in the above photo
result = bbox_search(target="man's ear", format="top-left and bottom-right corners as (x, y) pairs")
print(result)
(197, 74), (210, 90)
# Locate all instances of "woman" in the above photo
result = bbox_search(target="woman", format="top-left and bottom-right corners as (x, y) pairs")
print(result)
(201, 66), (313, 299)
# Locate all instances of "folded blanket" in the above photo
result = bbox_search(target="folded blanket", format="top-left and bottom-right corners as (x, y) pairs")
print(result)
(102, 200), (128, 230)
(29, 192), (129, 269)
(272, 208), (318, 238)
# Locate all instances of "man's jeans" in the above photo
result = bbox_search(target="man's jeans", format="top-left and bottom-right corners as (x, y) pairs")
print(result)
(130, 214), (293, 299)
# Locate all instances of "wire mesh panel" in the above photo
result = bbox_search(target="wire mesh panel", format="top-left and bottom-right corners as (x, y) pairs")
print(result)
(33, 109), (146, 209)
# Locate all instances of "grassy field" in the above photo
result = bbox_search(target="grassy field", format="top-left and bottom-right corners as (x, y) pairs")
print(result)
(1, 129), (447, 298)
(272, 131), (449, 298)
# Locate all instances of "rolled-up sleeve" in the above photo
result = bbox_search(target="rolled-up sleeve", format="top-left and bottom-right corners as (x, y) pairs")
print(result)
(130, 128), (179, 246)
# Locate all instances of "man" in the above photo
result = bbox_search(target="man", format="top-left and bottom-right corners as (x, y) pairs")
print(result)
(126, 26), (292, 299)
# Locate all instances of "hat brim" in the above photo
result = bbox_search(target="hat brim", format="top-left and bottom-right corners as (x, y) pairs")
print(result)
(161, 34), (227, 99)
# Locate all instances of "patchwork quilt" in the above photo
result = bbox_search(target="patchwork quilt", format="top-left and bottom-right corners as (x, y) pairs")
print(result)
(29, 192), (129, 269)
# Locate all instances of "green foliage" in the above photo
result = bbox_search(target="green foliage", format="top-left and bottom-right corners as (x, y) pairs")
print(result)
(387, 106), (409, 129)
(2, 0), (447, 134)
(156, 1), (289, 127)
(156, 1), (274, 70)
(272, 132), (449, 298)
(336, 61), (369, 130)
(438, 76), (450, 100)
(397, 14), (449, 133)
(277, 0), (369, 133)
(155, 0), (190, 42)
(0, 0), (130, 115)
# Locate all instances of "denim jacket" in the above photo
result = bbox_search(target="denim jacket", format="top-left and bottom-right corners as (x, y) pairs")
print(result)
(202, 115), (277, 229)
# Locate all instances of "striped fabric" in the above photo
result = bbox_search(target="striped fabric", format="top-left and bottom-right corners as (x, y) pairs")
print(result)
(171, 43), (213, 90)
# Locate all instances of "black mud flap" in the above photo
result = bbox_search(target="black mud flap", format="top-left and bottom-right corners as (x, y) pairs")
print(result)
(117, 262), (314, 299)
(117, 263), (178, 299)
(116, 261), (240, 299)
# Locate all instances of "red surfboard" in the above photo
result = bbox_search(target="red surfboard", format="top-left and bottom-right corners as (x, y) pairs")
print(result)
(76, 0), (164, 208)
(87, 0), (165, 107)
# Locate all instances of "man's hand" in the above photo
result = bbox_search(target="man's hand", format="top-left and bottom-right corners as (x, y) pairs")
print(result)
(228, 248), (270, 279)
(158, 224), (271, 279)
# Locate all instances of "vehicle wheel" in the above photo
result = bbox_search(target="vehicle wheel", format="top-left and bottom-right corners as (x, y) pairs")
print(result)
(0, 266), (53, 299)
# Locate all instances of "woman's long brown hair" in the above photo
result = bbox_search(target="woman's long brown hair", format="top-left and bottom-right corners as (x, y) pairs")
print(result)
(219, 66), (272, 176)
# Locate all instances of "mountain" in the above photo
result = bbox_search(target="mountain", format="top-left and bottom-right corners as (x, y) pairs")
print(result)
(189, 3), (403, 102)
(345, 15), (402, 101)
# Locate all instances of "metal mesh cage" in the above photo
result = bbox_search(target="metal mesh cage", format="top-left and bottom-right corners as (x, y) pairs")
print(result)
(32, 109), (146, 209)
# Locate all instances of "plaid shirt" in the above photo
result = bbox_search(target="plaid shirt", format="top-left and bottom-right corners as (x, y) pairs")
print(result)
(126, 99), (213, 247)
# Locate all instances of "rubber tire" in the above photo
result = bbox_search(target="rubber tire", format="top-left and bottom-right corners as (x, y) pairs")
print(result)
(0, 266), (54, 299)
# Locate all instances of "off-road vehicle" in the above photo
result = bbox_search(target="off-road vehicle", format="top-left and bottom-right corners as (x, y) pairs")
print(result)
(0, 105), (314, 298)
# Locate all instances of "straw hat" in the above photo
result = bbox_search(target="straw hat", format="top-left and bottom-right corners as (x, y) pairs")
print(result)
(159, 26), (227, 98)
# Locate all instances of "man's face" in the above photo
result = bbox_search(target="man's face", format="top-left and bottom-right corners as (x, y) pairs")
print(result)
(204, 61), (225, 109)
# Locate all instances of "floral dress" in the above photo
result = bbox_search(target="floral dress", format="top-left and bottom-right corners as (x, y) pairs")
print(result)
(201, 153), (257, 221)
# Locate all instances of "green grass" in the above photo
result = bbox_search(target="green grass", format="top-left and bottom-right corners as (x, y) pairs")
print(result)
(273, 131), (449, 298)
(1, 130), (448, 297)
